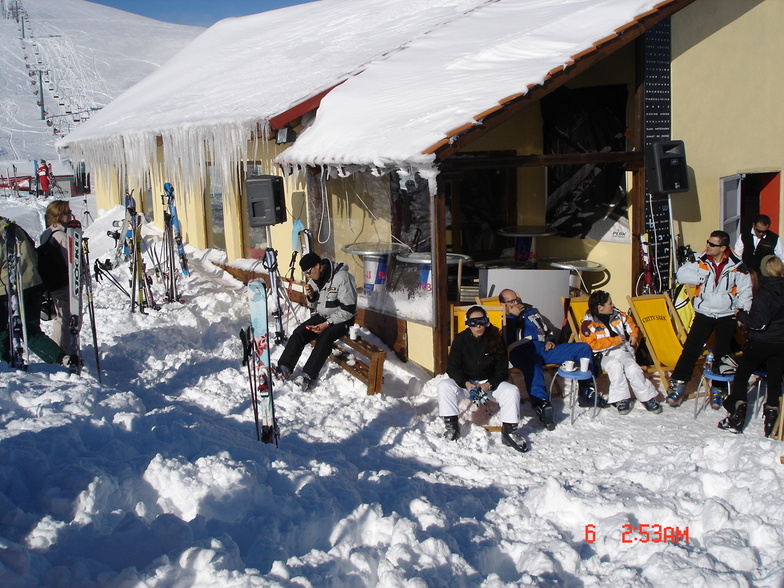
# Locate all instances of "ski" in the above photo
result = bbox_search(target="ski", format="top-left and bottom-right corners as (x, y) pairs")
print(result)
(82, 238), (102, 383)
(5, 222), (28, 370)
(246, 279), (279, 445)
(163, 182), (189, 277)
(66, 219), (83, 373)
(112, 191), (135, 268)
(263, 248), (287, 345)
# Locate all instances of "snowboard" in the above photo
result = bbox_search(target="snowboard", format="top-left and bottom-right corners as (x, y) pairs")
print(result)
(246, 279), (279, 445)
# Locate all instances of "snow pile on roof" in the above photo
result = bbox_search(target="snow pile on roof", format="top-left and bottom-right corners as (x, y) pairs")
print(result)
(58, 0), (490, 191)
(0, 0), (200, 168)
(58, 0), (673, 190)
(277, 0), (668, 173)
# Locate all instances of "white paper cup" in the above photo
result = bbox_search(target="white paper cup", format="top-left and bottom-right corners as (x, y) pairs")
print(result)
(580, 357), (590, 372)
(349, 325), (360, 340)
(562, 360), (575, 371)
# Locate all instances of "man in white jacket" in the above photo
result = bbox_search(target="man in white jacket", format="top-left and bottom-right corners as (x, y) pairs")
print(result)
(276, 253), (357, 390)
(666, 230), (752, 408)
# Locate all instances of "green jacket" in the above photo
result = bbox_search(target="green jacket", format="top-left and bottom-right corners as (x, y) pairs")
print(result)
(0, 216), (43, 295)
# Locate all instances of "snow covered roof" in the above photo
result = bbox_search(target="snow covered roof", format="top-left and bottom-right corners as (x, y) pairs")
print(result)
(58, 0), (687, 185)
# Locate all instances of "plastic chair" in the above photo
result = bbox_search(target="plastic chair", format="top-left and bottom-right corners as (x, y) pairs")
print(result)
(563, 296), (589, 343)
(549, 366), (599, 424)
(694, 367), (733, 418)
(451, 304), (505, 342)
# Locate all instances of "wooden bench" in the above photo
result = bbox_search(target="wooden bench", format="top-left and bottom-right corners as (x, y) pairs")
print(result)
(318, 335), (386, 395)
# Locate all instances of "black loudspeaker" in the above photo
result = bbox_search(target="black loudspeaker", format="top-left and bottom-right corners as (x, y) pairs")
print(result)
(246, 175), (287, 227)
(645, 140), (689, 194)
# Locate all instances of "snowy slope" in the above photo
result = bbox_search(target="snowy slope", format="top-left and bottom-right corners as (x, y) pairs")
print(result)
(1, 196), (784, 586)
(0, 0), (201, 171)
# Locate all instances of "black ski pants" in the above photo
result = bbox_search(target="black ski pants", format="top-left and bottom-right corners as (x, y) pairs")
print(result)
(671, 312), (737, 384)
(278, 314), (350, 380)
(723, 340), (784, 411)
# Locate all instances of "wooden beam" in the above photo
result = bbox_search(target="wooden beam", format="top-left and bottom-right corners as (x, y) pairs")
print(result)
(441, 151), (644, 171)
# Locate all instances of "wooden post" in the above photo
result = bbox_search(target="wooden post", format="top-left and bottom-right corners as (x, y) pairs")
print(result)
(433, 176), (449, 374)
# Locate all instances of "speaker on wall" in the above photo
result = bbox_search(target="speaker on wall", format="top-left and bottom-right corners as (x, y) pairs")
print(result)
(645, 140), (689, 194)
(246, 175), (287, 227)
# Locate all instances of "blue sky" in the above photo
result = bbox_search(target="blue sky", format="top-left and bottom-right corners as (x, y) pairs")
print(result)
(88, 0), (316, 27)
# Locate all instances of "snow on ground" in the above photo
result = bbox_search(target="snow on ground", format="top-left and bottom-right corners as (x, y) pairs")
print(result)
(1, 195), (784, 587)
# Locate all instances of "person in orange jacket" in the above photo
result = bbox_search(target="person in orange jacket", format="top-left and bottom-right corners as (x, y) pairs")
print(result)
(581, 290), (661, 415)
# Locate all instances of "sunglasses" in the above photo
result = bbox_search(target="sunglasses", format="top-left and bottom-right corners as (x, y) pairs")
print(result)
(706, 241), (723, 248)
(466, 317), (490, 327)
(304, 266), (316, 275)
(502, 297), (522, 305)
(754, 228), (769, 236)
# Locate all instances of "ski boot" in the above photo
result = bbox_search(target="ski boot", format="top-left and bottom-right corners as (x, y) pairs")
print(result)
(764, 406), (779, 438)
(443, 416), (460, 441)
(666, 379), (686, 407)
(709, 384), (728, 410)
(294, 374), (313, 391)
(641, 398), (663, 414)
(274, 365), (292, 381)
(613, 398), (632, 415)
(577, 381), (607, 408)
(718, 401), (747, 434)
(501, 422), (529, 453)
(533, 400), (556, 431)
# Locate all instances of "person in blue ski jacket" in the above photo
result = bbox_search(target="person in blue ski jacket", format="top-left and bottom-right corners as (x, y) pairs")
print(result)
(276, 252), (357, 390)
(499, 288), (606, 430)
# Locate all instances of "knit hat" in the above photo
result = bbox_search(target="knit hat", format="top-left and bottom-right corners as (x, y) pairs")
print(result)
(299, 252), (322, 272)
(760, 254), (776, 277)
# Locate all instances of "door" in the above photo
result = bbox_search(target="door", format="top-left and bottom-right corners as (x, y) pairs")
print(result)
(720, 174), (742, 245)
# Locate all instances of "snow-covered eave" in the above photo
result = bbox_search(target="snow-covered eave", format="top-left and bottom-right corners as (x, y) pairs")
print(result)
(426, 0), (696, 161)
(275, 0), (695, 182)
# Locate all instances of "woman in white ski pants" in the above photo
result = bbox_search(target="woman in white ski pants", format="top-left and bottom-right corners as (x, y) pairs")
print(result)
(438, 378), (520, 423)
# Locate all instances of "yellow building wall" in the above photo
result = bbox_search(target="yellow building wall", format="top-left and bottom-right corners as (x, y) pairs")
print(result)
(456, 43), (637, 308)
(671, 0), (784, 248)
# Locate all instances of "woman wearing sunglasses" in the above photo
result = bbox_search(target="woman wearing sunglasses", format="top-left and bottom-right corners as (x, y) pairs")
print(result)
(437, 306), (528, 452)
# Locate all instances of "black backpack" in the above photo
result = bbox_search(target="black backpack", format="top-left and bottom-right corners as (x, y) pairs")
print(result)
(36, 233), (69, 291)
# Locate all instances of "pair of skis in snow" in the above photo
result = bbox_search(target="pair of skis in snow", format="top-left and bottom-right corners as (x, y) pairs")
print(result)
(240, 279), (279, 446)
(65, 219), (102, 382)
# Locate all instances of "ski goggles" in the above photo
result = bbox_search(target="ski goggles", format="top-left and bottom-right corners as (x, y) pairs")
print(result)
(466, 317), (490, 327)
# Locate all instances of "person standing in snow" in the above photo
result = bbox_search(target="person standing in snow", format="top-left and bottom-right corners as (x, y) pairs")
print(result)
(40, 201), (75, 356)
(438, 305), (528, 452)
(0, 216), (71, 366)
(665, 230), (752, 409)
(37, 160), (51, 196)
(276, 253), (357, 390)
(580, 290), (661, 415)
(719, 255), (784, 436)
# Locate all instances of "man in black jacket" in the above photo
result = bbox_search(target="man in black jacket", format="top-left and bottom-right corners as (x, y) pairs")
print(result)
(733, 214), (784, 271)
(437, 306), (527, 452)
